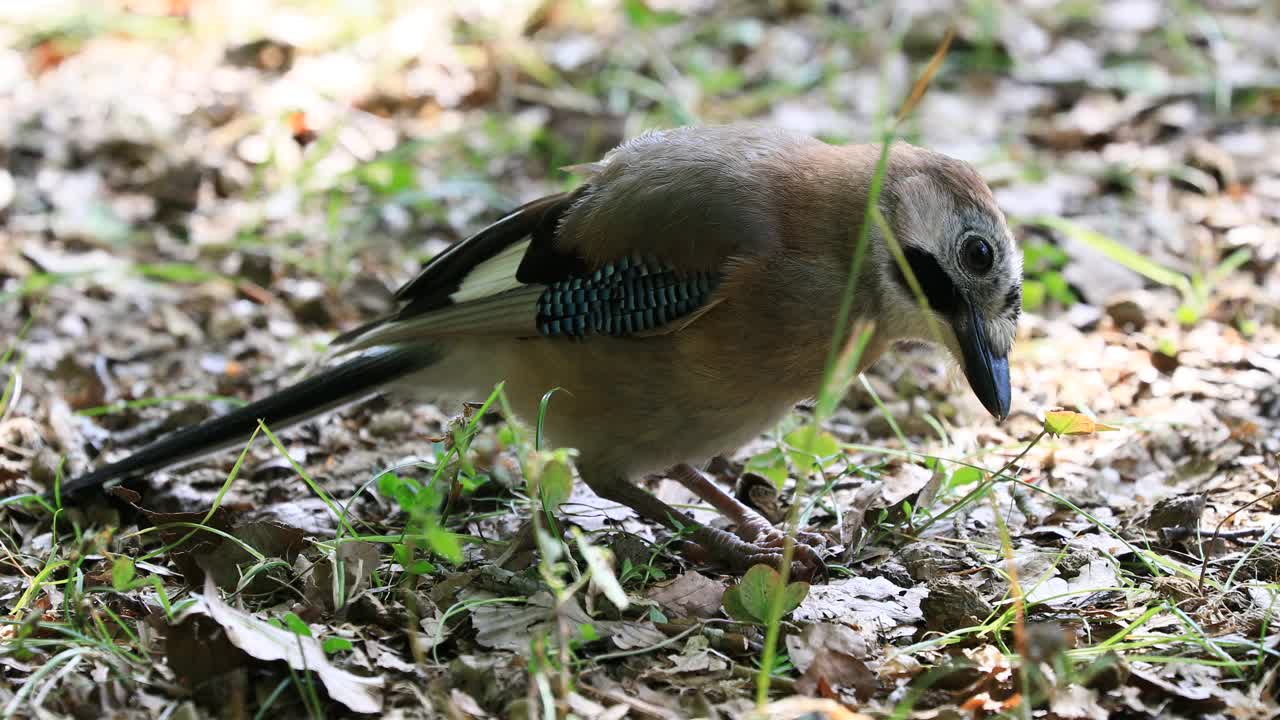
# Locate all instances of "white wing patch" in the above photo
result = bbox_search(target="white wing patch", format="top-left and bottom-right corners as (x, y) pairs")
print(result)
(448, 239), (531, 303)
(337, 286), (543, 353)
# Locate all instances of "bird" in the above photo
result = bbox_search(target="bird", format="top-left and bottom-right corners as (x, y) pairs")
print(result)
(49, 124), (1021, 578)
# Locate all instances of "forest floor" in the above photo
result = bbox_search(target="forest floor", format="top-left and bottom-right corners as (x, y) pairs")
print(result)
(1, 1), (1278, 718)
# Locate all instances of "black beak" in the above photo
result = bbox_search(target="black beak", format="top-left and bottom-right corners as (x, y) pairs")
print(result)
(954, 297), (1011, 421)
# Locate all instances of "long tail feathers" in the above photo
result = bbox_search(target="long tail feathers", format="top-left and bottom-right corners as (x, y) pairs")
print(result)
(58, 346), (439, 499)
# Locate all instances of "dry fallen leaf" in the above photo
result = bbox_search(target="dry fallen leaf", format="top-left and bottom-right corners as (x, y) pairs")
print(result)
(792, 576), (925, 635)
(785, 623), (870, 673)
(646, 571), (726, 619)
(795, 648), (876, 702)
(179, 575), (384, 714)
(786, 623), (877, 701)
(1024, 558), (1120, 608)
(469, 591), (613, 651)
(1049, 684), (1110, 720)
(304, 540), (382, 610)
(761, 696), (874, 720)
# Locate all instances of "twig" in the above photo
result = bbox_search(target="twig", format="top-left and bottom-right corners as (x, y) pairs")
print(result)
(590, 622), (704, 663)
(1198, 486), (1280, 593)
(913, 429), (1047, 537)
(1163, 526), (1271, 541)
(577, 683), (681, 720)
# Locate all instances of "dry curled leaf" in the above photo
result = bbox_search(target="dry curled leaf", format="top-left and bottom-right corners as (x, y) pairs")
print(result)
(178, 576), (384, 713)
(646, 571), (726, 619)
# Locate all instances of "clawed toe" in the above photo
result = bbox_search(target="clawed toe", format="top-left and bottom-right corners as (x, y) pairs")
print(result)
(752, 529), (828, 581)
(751, 528), (828, 567)
(754, 527), (829, 552)
(717, 545), (825, 582)
(664, 465), (830, 580)
(691, 526), (828, 581)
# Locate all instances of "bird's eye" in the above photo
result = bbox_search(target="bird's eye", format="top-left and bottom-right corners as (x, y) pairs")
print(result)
(961, 233), (994, 274)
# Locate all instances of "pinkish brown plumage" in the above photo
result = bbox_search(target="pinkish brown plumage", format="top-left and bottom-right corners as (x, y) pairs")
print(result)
(53, 124), (1021, 578)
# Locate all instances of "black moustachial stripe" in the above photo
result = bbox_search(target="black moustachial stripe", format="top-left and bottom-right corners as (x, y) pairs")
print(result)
(536, 256), (720, 338)
(1004, 285), (1022, 318)
(896, 247), (960, 314)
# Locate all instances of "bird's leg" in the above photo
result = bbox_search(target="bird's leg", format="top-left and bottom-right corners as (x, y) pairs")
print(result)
(669, 463), (828, 568)
(578, 470), (819, 579)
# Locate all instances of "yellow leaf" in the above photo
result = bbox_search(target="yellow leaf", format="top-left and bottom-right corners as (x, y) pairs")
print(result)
(1044, 410), (1118, 436)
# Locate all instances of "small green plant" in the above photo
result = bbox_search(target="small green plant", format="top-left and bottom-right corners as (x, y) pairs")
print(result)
(109, 556), (176, 617)
(1175, 248), (1251, 325)
(376, 473), (454, 572)
(1028, 215), (1250, 325)
(744, 423), (842, 490)
(493, 386), (632, 715)
(1021, 240), (1078, 311)
(722, 564), (809, 626)
(621, 0), (683, 29)
(274, 612), (353, 655)
(617, 546), (671, 588)
(753, 650), (796, 680)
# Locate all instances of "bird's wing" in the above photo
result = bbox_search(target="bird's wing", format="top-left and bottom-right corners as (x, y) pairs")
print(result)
(336, 128), (789, 351)
(332, 191), (576, 348)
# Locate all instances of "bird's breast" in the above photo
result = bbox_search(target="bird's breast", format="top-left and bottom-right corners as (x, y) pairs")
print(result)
(487, 331), (814, 477)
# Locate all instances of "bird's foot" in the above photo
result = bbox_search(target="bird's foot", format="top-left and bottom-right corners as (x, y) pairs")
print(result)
(689, 525), (828, 582)
(667, 463), (829, 580)
(751, 526), (830, 561)
(723, 496), (831, 574)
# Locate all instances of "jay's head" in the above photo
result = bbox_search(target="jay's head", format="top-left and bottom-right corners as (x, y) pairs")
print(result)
(871, 148), (1022, 421)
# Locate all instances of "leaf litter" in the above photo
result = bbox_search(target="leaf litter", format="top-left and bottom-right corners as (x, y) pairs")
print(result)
(174, 575), (383, 714)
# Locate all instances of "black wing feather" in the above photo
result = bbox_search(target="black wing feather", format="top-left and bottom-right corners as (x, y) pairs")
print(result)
(331, 191), (584, 347)
(335, 183), (721, 346)
(394, 191), (580, 306)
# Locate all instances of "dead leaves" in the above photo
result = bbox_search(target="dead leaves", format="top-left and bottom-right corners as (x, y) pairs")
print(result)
(785, 624), (876, 701)
(302, 540), (381, 611)
(3, 0), (1279, 717)
(172, 576), (383, 714)
(792, 576), (925, 636)
(761, 697), (874, 720)
(115, 489), (306, 592)
(647, 570), (726, 619)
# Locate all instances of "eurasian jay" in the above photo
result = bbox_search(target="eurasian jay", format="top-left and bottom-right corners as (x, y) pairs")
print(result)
(52, 124), (1021, 577)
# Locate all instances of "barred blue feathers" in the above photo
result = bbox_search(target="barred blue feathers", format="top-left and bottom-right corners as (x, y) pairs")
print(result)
(535, 255), (720, 338)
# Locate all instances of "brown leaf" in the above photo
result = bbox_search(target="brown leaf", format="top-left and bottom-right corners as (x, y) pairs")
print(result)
(646, 571), (726, 619)
(134, 503), (238, 586)
(198, 520), (307, 592)
(785, 623), (870, 673)
(165, 614), (245, 683)
(761, 697), (874, 720)
(125, 486), (305, 590)
(839, 484), (880, 562)
(304, 541), (383, 611)
(792, 576), (925, 634)
(788, 623), (876, 700)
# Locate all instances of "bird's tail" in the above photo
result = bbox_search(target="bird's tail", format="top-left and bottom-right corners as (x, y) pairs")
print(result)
(58, 346), (440, 499)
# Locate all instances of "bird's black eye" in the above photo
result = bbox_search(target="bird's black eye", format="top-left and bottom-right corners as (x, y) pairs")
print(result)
(961, 233), (994, 274)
